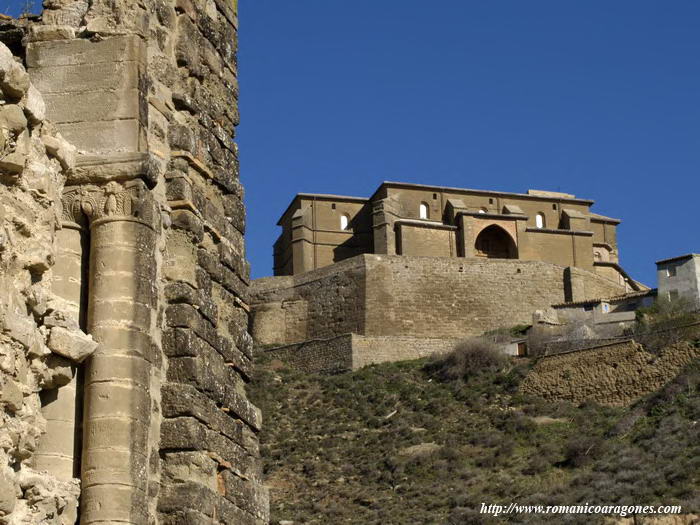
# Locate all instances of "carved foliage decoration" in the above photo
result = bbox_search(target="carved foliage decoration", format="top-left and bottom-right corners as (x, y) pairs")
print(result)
(61, 179), (156, 228)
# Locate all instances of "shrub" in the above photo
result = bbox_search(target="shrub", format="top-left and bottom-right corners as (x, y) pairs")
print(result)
(424, 337), (508, 381)
(634, 297), (700, 353)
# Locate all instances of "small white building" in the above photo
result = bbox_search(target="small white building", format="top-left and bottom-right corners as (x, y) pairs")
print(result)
(656, 254), (700, 311)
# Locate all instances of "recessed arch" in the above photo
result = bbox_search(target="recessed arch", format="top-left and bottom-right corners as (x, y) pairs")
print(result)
(340, 214), (350, 230)
(474, 225), (517, 259)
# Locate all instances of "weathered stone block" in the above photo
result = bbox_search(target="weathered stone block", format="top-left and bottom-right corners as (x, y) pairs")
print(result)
(1, 378), (23, 412)
(221, 471), (269, 522)
(161, 451), (217, 490)
(163, 327), (251, 379)
(157, 482), (216, 517)
(27, 25), (76, 42)
(0, 104), (27, 133)
(162, 381), (260, 440)
(170, 209), (204, 242)
(0, 471), (17, 514)
(47, 326), (98, 363)
(0, 62), (30, 100)
(160, 417), (258, 480)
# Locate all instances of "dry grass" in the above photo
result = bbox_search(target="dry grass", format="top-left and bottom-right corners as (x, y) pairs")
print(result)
(423, 337), (508, 381)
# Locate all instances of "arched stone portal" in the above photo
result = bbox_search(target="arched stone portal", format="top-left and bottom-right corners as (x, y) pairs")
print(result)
(474, 225), (517, 259)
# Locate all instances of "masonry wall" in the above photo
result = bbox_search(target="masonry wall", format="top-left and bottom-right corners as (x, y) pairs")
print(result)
(364, 256), (597, 338)
(251, 254), (629, 348)
(262, 334), (460, 374)
(1, 1), (267, 523)
(351, 335), (459, 369)
(251, 256), (367, 346)
(396, 223), (457, 257)
(262, 335), (355, 374)
(520, 339), (700, 406)
(567, 266), (631, 303)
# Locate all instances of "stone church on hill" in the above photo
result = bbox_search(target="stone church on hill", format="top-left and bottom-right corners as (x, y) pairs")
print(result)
(273, 181), (636, 290)
(252, 182), (645, 371)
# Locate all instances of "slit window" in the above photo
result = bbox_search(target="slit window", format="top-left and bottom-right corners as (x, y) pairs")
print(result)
(419, 203), (429, 219)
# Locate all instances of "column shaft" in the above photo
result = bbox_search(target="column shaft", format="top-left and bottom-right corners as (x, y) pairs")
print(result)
(80, 217), (155, 525)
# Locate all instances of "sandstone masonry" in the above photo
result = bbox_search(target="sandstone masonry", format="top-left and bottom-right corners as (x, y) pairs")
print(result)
(251, 254), (629, 347)
(0, 1), (267, 524)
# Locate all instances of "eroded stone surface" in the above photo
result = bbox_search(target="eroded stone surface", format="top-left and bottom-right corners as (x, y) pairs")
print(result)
(0, 40), (86, 525)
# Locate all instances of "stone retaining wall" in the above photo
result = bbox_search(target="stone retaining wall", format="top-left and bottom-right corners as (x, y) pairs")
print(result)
(262, 334), (460, 374)
(251, 254), (628, 347)
(521, 339), (700, 406)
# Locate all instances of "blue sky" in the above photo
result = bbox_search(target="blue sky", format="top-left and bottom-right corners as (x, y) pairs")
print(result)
(6, 1), (699, 285)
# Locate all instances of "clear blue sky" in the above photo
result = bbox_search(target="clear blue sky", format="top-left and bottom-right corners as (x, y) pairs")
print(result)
(6, 1), (699, 285)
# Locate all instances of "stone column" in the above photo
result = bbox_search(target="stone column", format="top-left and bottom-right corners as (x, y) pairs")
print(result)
(33, 224), (86, 480)
(62, 181), (157, 525)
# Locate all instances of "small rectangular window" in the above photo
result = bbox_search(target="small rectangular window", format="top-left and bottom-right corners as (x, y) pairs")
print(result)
(666, 266), (676, 277)
(489, 198), (494, 204)
(331, 203), (336, 210)
(433, 193), (437, 199)
(552, 203), (557, 210)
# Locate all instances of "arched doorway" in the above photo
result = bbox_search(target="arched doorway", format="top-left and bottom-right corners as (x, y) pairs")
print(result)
(474, 225), (517, 259)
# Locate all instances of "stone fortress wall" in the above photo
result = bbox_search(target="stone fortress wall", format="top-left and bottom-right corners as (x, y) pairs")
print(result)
(251, 254), (629, 360)
(0, 1), (267, 524)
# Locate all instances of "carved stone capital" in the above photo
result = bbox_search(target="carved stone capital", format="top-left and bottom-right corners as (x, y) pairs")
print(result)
(61, 179), (157, 230)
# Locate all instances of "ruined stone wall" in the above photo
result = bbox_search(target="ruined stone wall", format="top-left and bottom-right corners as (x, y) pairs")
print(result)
(0, 42), (98, 524)
(521, 339), (700, 406)
(1, 0), (267, 523)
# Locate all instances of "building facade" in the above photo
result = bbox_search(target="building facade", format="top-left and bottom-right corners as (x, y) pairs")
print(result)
(274, 182), (633, 289)
(656, 254), (700, 310)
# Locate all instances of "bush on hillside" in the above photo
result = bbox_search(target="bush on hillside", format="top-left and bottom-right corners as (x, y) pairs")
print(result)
(634, 297), (700, 353)
(424, 337), (508, 381)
